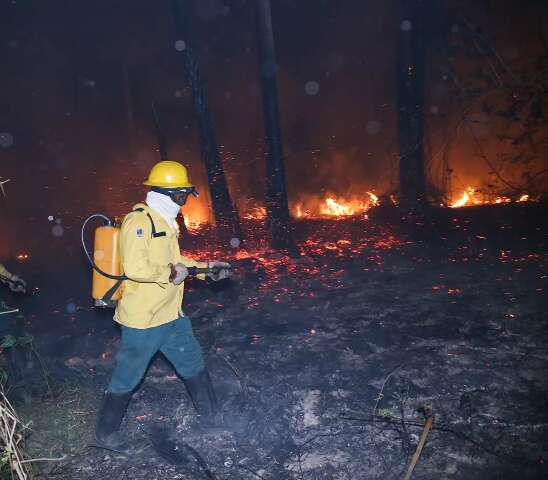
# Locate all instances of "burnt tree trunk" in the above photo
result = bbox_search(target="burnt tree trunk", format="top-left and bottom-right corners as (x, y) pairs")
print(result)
(171, 0), (241, 242)
(256, 0), (296, 252)
(397, 0), (431, 206)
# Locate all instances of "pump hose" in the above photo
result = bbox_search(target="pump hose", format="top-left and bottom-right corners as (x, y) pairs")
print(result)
(81, 214), (227, 283)
(81, 214), (128, 281)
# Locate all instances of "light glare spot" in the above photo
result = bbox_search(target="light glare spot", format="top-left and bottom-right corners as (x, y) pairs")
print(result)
(304, 81), (320, 96)
(400, 20), (412, 31)
(175, 40), (186, 51)
(0, 132), (14, 148)
(366, 120), (382, 135)
(52, 225), (64, 237)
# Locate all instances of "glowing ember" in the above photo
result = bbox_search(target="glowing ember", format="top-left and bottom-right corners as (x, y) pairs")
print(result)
(16, 253), (29, 261)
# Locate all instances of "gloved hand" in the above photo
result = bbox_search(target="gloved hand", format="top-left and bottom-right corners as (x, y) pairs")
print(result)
(169, 263), (188, 285)
(9, 275), (26, 293)
(207, 261), (231, 281)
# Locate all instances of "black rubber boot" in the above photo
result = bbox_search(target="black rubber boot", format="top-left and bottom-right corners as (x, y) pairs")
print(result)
(184, 370), (219, 424)
(93, 391), (132, 453)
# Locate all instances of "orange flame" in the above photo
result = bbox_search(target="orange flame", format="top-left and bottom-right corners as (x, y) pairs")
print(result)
(450, 188), (473, 208)
(320, 197), (356, 216)
(175, 189), (382, 227)
(184, 218), (204, 233)
(295, 204), (311, 218)
(450, 187), (531, 208)
(295, 193), (379, 219)
(243, 206), (267, 220)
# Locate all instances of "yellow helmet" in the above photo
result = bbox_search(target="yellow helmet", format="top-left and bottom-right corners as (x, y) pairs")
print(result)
(143, 161), (193, 188)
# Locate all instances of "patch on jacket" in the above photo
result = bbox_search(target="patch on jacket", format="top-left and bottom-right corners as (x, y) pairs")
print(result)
(136, 228), (144, 237)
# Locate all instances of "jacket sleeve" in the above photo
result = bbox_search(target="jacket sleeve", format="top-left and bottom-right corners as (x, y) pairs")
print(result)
(0, 263), (12, 281)
(120, 213), (171, 284)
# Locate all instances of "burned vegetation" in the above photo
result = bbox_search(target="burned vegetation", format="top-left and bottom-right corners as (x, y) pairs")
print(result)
(2, 201), (546, 480)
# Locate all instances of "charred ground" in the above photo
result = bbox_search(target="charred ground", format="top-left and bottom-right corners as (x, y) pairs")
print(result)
(2, 203), (547, 479)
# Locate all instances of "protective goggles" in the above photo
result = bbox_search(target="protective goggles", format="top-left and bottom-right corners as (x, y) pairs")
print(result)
(151, 186), (200, 205)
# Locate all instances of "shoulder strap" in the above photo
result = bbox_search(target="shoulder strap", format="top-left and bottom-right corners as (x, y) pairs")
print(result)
(132, 208), (166, 238)
(102, 278), (124, 303)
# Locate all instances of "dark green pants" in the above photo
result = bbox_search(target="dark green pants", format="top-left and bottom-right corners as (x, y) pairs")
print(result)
(108, 316), (205, 394)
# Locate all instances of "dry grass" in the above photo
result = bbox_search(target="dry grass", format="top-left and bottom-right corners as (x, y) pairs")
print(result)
(0, 387), (32, 479)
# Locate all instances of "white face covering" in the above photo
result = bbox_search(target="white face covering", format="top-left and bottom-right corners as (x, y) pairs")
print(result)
(146, 190), (181, 231)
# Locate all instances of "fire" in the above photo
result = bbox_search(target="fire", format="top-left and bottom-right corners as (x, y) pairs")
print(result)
(243, 206), (267, 220)
(295, 204), (311, 218)
(295, 193), (379, 219)
(177, 192), (382, 226)
(450, 187), (532, 208)
(181, 194), (210, 232)
(184, 218), (204, 233)
(321, 197), (356, 216)
(16, 253), (29, 261)
(367, 191), (379, 205)
(450, 188), (473, 208)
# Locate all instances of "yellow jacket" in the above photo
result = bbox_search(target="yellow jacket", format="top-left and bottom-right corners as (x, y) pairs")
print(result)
(113, 203), (207, 329)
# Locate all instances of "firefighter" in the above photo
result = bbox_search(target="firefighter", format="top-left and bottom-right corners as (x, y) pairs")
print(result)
(94, 161), (231, 452)
(0, 262), (26, 315)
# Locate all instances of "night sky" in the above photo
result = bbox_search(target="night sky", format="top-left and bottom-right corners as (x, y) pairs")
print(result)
(0, 0), (546, 256)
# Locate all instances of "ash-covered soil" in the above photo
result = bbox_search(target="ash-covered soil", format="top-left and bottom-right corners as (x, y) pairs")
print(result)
(4, 203), (548, 479)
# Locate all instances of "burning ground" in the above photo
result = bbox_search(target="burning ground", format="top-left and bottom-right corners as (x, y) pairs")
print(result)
(3, 202), (548, 479)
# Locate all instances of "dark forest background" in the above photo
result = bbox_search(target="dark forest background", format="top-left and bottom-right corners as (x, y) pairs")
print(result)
(0, 0), (546, 255)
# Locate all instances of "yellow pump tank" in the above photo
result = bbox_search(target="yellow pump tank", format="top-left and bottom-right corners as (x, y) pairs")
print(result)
(92, 225), (122, 306)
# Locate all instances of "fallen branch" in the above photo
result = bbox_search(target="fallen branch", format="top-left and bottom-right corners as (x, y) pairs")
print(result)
(403, 403), (433, 480)
(340, 413), (535, 466)
(20, 454), (67, 464)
